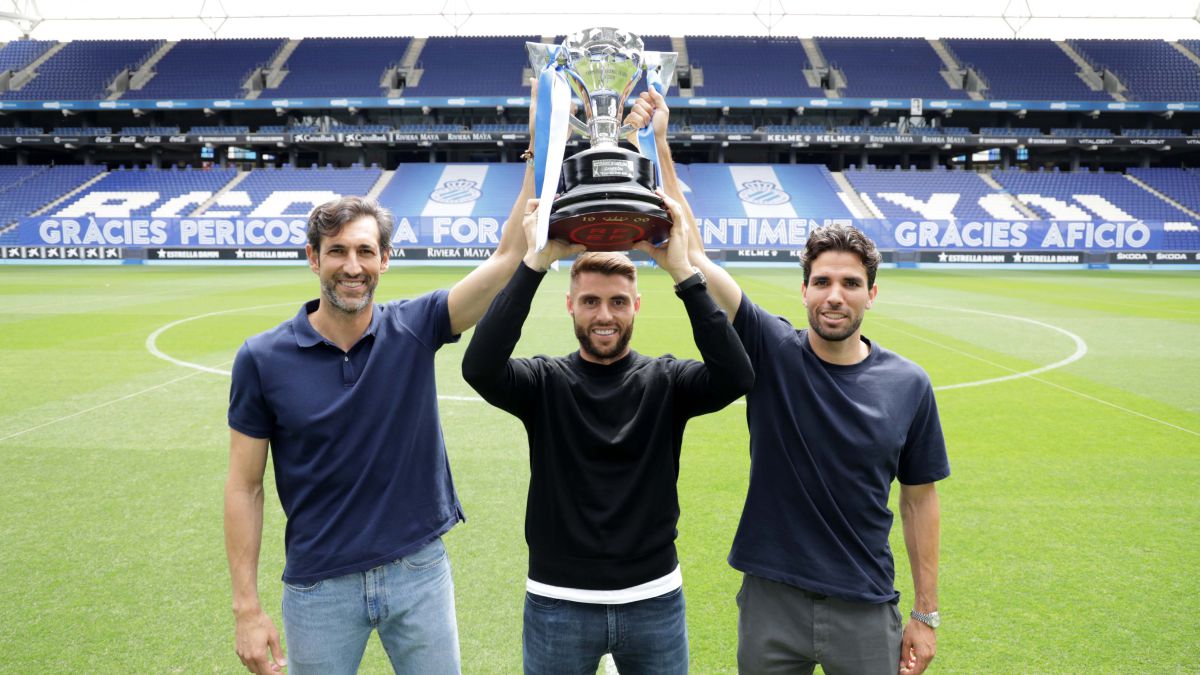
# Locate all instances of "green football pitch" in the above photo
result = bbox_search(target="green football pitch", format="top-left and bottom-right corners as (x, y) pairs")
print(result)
(1, 264), (1197, 673)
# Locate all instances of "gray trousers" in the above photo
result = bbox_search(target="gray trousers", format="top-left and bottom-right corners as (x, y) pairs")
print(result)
(737, 573), (903, 675)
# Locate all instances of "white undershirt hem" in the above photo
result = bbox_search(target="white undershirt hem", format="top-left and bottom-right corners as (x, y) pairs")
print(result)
(525, 565), (682, 605)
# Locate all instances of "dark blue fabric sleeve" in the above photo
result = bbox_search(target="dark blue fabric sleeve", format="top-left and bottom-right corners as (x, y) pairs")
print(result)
(897, 381), (951, 485)
(228, 341), (272, 439)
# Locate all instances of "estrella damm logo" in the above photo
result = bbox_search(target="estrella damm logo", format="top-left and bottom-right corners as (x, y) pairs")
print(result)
(430, 179), (482, 204)
(737, 180), (790, 206)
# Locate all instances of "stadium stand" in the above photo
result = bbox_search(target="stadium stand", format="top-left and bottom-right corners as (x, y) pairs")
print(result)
(263, 37), (411, 98)
(189, 126), (251, 134)
(844, 167), (1004, 220)
(377, 163), (526, 219)
(690, 123), (755, 133)
(201, 166), (382, 217)
(763, 125), (828, 133)
(133, 38), (284, 100)
(1128, 168), (1200, 216)
(1070, 39), (1200, 101)
(979, 127), (1043, 136)
(0, 127), (45, 135)
(1051, 127), (1115, 137)
(331, 124), (392, 133)
(943, 39), (1113, 101)
(257, 125), (321, 134)
(119, 126), (181, 135)
(685, 164), (856, 221)
(991, 168), (1194, 223)
(1122, 128), (1185, 137)
(817, 37), (956, 99)
(0, 39), (55, 72)
(52, 127), (112, 135)
(473, 124), (526, 133)
(685, 36), (821, 97)
(910, 126), (972, 136)
(50, 165), (239, 218)
(0, 165), (106, 236)
(2, 39), (158, 100)
(404, 36), (534, 97)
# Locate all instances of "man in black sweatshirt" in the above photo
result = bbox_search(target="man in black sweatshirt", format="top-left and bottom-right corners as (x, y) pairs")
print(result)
(461, 194), (753, 675)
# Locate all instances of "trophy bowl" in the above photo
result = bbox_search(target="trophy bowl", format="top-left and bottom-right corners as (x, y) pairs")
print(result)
(528, 28), (678, 252)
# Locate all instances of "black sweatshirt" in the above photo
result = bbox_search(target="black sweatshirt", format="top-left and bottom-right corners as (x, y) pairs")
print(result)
(462, 262), (754, 590)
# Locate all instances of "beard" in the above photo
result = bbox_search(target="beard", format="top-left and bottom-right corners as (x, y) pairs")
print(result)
(806, 305), (863, 343)
(321, 276), (376, 315)
(574, 320), (634, 362)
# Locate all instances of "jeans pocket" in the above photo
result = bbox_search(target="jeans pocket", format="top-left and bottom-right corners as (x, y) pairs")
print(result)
(400, 538), (447, 571)
(283, 579), (324, 593)
(525, 592), (562, 610)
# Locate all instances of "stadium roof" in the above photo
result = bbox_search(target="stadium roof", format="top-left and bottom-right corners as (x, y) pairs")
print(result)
(2, 0), (1200, 41)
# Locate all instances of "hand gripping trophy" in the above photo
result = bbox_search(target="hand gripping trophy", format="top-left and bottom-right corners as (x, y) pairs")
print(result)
(527, 28), (678, 252)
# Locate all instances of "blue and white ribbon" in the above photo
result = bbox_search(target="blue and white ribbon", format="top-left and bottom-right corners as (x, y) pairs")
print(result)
(533, 47), (571, 252)
(636, 68), (665, 188)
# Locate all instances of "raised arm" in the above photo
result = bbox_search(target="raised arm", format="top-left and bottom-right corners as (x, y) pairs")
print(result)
(628, 88), (744, 321)
(634, 193), (754, 412)
(445, 162), (533, 334)
(224, 429), (286, 675)
(461, 200), (584, 416)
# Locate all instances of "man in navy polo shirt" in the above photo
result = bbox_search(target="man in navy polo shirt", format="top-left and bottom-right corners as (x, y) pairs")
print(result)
(224, 190), (528, 674)
(629, 89), (949, 675)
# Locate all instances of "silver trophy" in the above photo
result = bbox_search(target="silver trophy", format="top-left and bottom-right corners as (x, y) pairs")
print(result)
(527, 28), (678, 251)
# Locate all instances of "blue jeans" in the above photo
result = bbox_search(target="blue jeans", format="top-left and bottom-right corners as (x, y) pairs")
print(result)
(281, 537), (460, 675)
(523, 587), (689, 675)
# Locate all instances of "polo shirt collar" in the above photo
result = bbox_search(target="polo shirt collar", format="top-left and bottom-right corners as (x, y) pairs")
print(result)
(292, 299), (383, 348)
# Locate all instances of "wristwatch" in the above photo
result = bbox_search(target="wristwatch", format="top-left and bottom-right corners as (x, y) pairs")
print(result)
(910, 609), (940, 629)
(673, 267), (707, 293)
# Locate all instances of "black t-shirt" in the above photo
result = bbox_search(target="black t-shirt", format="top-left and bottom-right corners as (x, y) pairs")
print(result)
(729, 294), (950, 604)
(462, 263), (754, 590)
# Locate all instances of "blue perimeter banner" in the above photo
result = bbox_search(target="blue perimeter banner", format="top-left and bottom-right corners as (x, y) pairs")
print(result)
(18, 215), (1168, 251)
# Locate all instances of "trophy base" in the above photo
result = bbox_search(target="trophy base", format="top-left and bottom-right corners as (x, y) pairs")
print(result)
(552, 149), (672, 251)
(550, 197), (671, 252)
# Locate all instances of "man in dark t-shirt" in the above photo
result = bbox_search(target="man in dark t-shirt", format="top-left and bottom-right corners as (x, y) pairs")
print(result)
(462, 195), (753, 674)
(631, 88), (949, 675)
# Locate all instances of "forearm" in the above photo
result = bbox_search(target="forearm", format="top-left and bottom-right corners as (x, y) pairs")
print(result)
(497, 165), (536, 258)
(679, 285), (754, 395)
(224, 480), (266, 616)
(901, 484), (941, 612)
(461, 262), (543, 392)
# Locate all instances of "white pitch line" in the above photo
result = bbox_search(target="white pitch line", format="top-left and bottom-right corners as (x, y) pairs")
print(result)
(880, 305), (1198, 437)
(885, 303), (1088, 391)
(0, 369), (209, 443)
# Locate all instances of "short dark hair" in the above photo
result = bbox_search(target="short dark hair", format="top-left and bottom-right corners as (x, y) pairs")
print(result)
(570, 252), (637, 287)
(307, 196), (394, 254)
(801, 224), (882, 288)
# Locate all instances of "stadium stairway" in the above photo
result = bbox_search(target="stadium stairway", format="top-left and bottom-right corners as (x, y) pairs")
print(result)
(977, 173), (1039, 219)
(828, 172), (875, 218)
(1124, 174), (1200, 221)
(190, 170), (250, 216)
(366, 170), (395, 202)
(1052, 40), (1114, 99)
(258, 39), (303, 93)
(927, 39), (983, 101)
(1169, 40), (1200, 67)
(31, 170), (108, 216)
(6, 41), (66, 92)
(123, 41), (177, 98)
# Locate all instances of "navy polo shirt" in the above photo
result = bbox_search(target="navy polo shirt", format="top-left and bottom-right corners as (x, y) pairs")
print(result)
(229, 290), (463, 585)
(729, 294), (949, 604)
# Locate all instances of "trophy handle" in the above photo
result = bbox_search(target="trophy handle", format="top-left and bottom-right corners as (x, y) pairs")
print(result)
(569, 116), (591, 139)
(616, 122), (636, 138)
